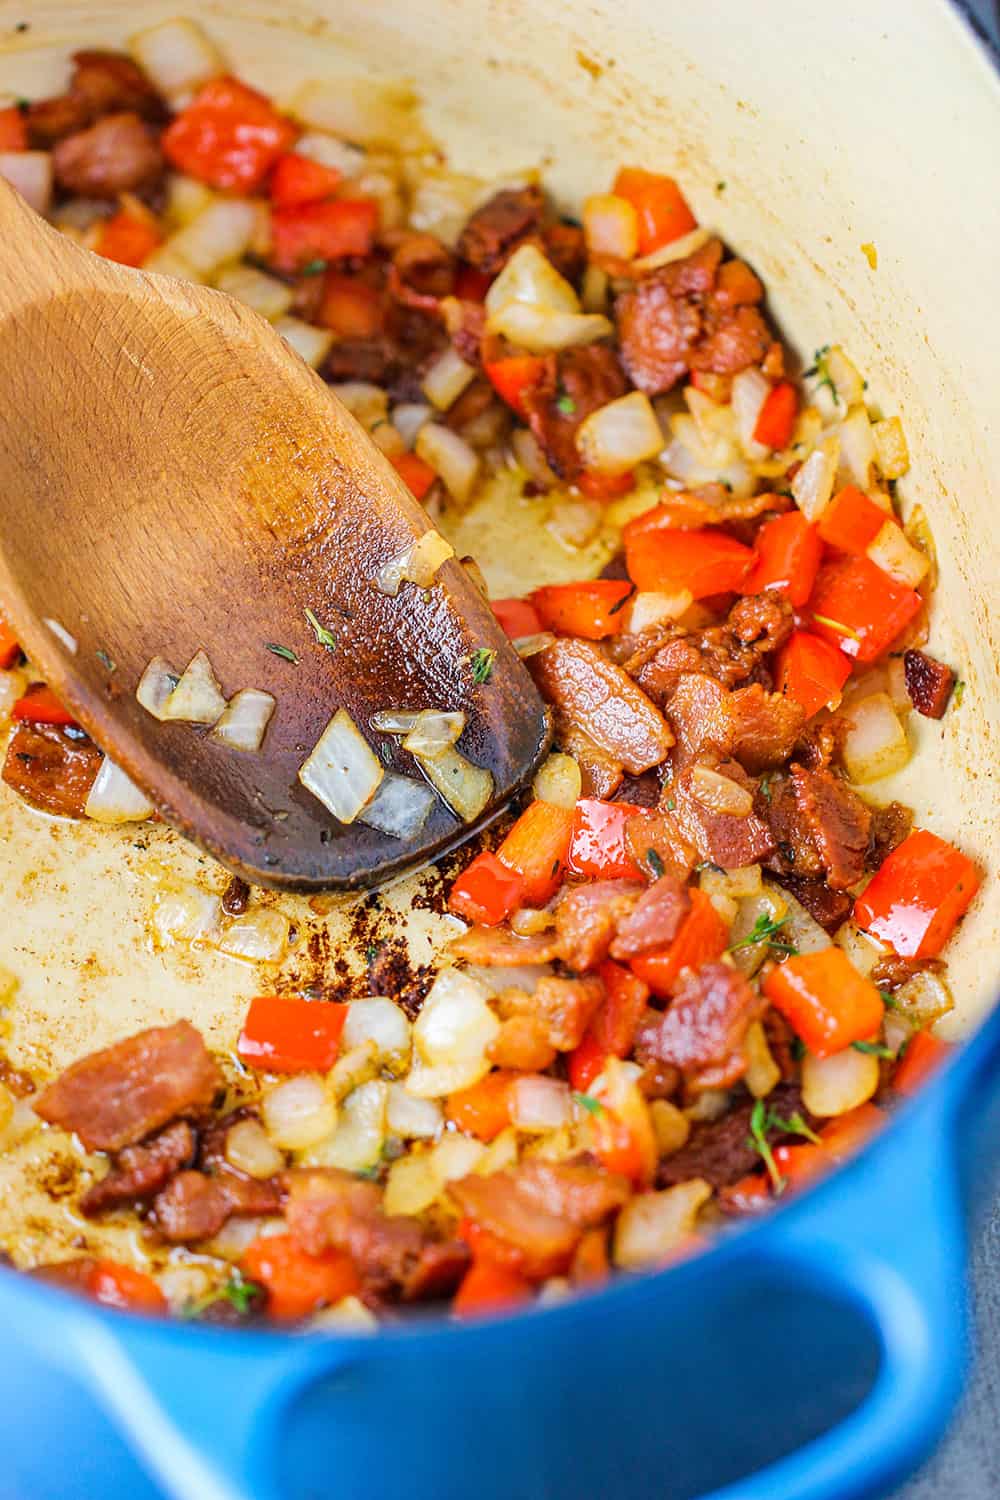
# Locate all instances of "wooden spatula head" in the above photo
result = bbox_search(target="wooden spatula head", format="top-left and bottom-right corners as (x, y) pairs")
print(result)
(0, 183), (550, 889)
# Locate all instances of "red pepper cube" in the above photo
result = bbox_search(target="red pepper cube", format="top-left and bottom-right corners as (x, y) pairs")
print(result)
(12, 684), (76, 726)
(753, 381), (798, 450)
(775, 629), (852, 718)
(449, 851), (525, 927)
(269, 197), (378, 274)
(762, 948), (884, 1058)
(741, 511), (822, 606)
(591, 959), (650, 1057)
(391, 452), (437, 501)
(162, 76), (298, 193)
(87, 1260), (167, 1315)
(568, 1032), (609, 1093)
(567, 799), (647, 881)
(95, 210), (162, 268)
(625, 526), (753, 600)
(237, 995), (348, 1073)
(613, 167), (697, 256)
(484, 356), (548, 420)
(629, 888), (728, 997)
(0, 105), (27, 153)
(531, 580), (633, 641)
(496, 799), (576, 906)
(491, 598), (542, 640)
(808, 556), (922, 662)
(853, 828), (981, 959)
(269, 151), (342, 207)
(0, 613), (21, 669)
(817, 486), (888, 554)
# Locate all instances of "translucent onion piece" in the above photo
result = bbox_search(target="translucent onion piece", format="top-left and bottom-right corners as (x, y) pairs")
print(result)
(288, 78), (426, 149)
(342, 997), (412, 1072)
(689, 765), (753, 817)
(532, 752), (582, 810)
(415, 423), (479, 504)
(730, 367), (771, 458)
(893, 970), (955, 1028)
(401, 709), (466, 759)
(763, 881), (831, 955)
(374, 529), (455, 595)
(546, 495), (604, 550)
(510, 427), (557, 489)
(583, 192), (639, 260)
(385, 1083), (442, 1140)
(210, 689), (275, 752)
(214, 264), (293, 321)
(164, 173), (214, 229)
(487, 302), (613, 354)
(743, 1020), (781, 1099)
(824, 346), (865, 407)
(383, 1153), (440, 1216)
(224, 1118), (284, 1180)
(293, 132), (366, 178)
(631, 225), (711, 273)
(142, 245), (205, 283)
(508, 1075), (572, 1133)
(262, 1075), (337, 1152)
(485, 243), (580, 316)
(273, 316), (335, 370)
(422, 346), (477, 411)
(392, 402), (433, 449)
(872, 416), (909, 480)
(43, 618), (77, 654)
(129, 17), (224, 98)
(431, 1133), (485, 1182)
(624, 589), (693, 636)
(841, 693), (911, 785)
(298, 708), (383, 823)
(328, 1043), (379, 1103)
(833, 920), (885, 979)
(866, 521), (929, 589)
(513, 632), (557, 658)
(405, 968), (500, 1098)
(217, 907), (290, 963)
(574, 391), (663, 475)
(136, 655), (180, 720)
(151, 884), (221, 949)
(413, 743), (493, 823)
(303, 1080), (387, 1172)
(408, 167), (489, 247)
(307, 1296), (378, 1333)
(613, 1180), (712, 1269)
(160, 649), (227, 724)
(649, 1099), (691, 1157)
(836, 404), (877, 489)
(0, 668), (23, 726)
(85, 757), (154, 824)
(168, 199), (257, 275)
(358, 771), (437, 840)
(701, 864), (765, 929)
(801, 1045), (880, 1118)
(370, 709), (422, 734)
(330, 382), (388, 431)
(0, 152), (53, 215)
(791, 434), (840, 520)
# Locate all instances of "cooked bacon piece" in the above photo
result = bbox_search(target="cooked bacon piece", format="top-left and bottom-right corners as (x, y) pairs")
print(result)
(31, 1257), (101, 1292)
(556, 719), (624, 799)
(903, 649), (955, 720)
(69, 49), (165, 122)
(2, 720), (103, 818)
(530, 975), (605, 1050)
(624, 807), (698, 882)
(53, 112), (164, 198)
(0, 1053), (35, 1098)
(554, 881), (641, 971)
(26, 92), (92, 147)
(610, 875), (691, 959)
(151, 1166), (284, 1243)
(81, 1121), (196, 1217)
(489, 1013), (557, 1071)
(634, 595), (794, 706)
(448, 926), (560, 966)
(34, 1021), (221, 1153)
(522, 344), (628, 479)
(634, 487), (789, 533)
(636, 962), (766, 1090)
(612, 769), (662, 807)
(634, 638), (709, 706)
(672, 762), (776, 870)
(765, 774), (824, 878)
(616, 270), (703, 394)
(445, 376), (497, 435)
(530, 638), (674, 775)
(794, 716), (845, 772)
(456, 184), (546, 273)
(790, 764), (871, 890)
(777, 877), (852, 934)
(283, 1168), (469, 1301)
(712, 258), (764, 309)
(449, 1160), (630, 1278)
(762, 1009), (799, 1080)
(324, 334), (400, 386)
(543, 220), (586, 283)
(729, 684), (805, 773)
(658, 1084), (811, 1189)
(690, 304), (770, 376)
(663, 673), (735, 766)
(637, 1057), (682, 1099)
(387, 230), (456, 309)
(866, 800), (913, 871)
(441, 296), (487, 365)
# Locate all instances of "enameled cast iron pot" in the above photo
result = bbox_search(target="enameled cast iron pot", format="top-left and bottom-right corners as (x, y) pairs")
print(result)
(0, 2), (998, 1497)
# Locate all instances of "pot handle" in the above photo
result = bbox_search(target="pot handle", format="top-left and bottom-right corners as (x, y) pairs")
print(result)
(701, 1088), (970, 1500)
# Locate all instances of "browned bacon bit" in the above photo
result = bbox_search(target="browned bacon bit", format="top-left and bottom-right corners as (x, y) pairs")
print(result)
(765, 773), (824, 878)
(530, 638), (674, 774)
(81, 1120), (196, 1217)
(624, 807), (698, 883)
(151, 1168), (283, 1243)
(69, 49), (166, 122)
(556, 719), (624, 800)
(903, 648), (956, 719)
(34, 1021), (222, 1153)
(554, 881), (641, 971)
(489, 1012), (557, 1071)
(658, 1083), (810, 1189)
(525, 975), (605, 1050)
(729, 684), (805, 774)
(31, 1257), (101, 1293)
(639, 488), (790, 532)
(441, 296), (487, 365)
(690, 304), (770, 377)
(456, 184), (546, 273)
(522, 344), (628, 480)
(672, 762), (776, 870)
(53, 112), (165, 198)
(221, 876), (250, 917)
(636, 962), (766, 1090)
(718, 1175), (772, 1216)
(543, 220), (587, 283)
(387, 229), (456, 309)
(2, 720), (103, 818)
(663, 673), (734, 766)
(609, 875), (691, 960)
(789, 764), (871, 891)
(777, 877), (852, 935)
(866, 801), (913, 871)
(448, 926), (560, 967)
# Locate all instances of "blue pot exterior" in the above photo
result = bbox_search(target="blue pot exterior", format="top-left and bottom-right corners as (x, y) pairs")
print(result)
(3, 998), (998, 1500)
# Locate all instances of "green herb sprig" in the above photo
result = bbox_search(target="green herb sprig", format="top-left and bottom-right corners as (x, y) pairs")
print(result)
(304, 606), (337, 653)
(266, 642), (299, 663)
(470, 647), (496, 684)
(727, 913), (798, 957)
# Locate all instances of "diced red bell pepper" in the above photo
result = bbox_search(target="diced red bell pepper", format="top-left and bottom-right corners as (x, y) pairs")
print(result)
(577, 469), (636, 501)
(237, 994), (348, 1073)
(853, 828), (980, 960)
(269, 150), (342, 207)
(775, 629), (852, 718)
(741, 511), (821, 606)
(457, 1217), (568, 1281)
(772, 1142), (828, 1191)
(453, 1259), (533, 1318)
(446, 1072), (519, 1142)
(454, 265), (493, 302)
(0, 612), (21, 669)
(242, 1234), (359, 1321)
(449, 850), (525, 927)
(819, 1101), (886, 1159)
(808, 556), (922, 663)
(625, 525), (753, 599)
(762, 948), (884, 1058)
(817, 486), (888, 554)
(94, 209), (163, 268)
(531, 580), (633, 641)
(722, 1173), (772, 1212)
(391, 451), (437, 501)
(12, 685), (76, 726)
(484, 355), (548, 419)
(270, 197), (378, 274)
(317, 270), (383, 337)
(496, 799), (576, 906)
(892, 1029), (953, 1096)
(567, 799), (647, 882)
(87, 1260), (167, 1315)
(752, 381), (798, 450)
(591, 960), (650, 1056)
(491, 597), (542, 640)
(0, 105), (27, 152)
(613, 167), (697, 256)
(591, 1108), (646, 1184)
(162, 76), (298, 193)
(629, 888), (728, 997)
(568, 1032), (609, 1093)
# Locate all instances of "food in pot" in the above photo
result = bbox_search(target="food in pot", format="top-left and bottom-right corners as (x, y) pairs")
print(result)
(0, 20), (981, 1326)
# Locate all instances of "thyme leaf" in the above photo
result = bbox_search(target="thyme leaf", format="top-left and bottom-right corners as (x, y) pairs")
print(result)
(265, 642), (299, 663)
(304, 606), (337, 653)
(727, 913), (798, 957)
(470, 647), (496, 684)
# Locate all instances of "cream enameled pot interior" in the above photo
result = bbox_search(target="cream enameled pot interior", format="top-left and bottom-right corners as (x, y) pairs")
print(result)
(0, 0), (997, 1263)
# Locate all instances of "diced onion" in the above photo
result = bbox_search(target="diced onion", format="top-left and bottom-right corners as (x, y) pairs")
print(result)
(488, 302), (613, 354)
(129, 18), (224, 99)
(624, 589), (693, 636)
(872, 416), (909, 480)
(763, 882), (831, 955)
(405, 968), (500, 1098)
(383, 1153), (439, 1215)
(217, 907), (290, 963)
(791, 434), (840, 519)
(422, 347), (477, 412)
(575, 391), (664, 475)
(293, 131), (366, 178)
(164, 173), (215, 229)
(486, 243), (579, 316)
(407, 167), (487, 247)
(613, 1180), (712, 1269)
(513, 632), (556, 658)
(836, 404), (877, 489)
(508, 1075), (572, 1132)
(85, 757), (154, 824)
(893, 970), (955, 1028)
(402, 710), (466, 759)
(330, 382), (388, 431)
(307, 1296), (378, 1332)
(143, 245), (204, 283)
(288, 78), (426, 149)
(136, 656), (179, 720)
(701, 864), (765, 928)
(581, 262), (609, 313)
(214, 265), (292, 321)
(834, 921), (885, 979)
(510, 427), (558, 490)
(358, 771), (437, 840)
(866, 521), (929, 589)
(225, 1118), (284, 1179)
(342, 997), (412, 1072)
(475, 1125), (520, 1176)
(385, 1083), (442, 1139)
(0, 669), (28, 725)
(533, 752), (582, 809)
(43, 618), (77, 654)
(160, 649), (227, 724)
(731, 368), (771, 458)
(273, 317), (335, 370)
(167, 200), (257, 275)
(662, 413), (752, 496)
(328, 1043), (379, 1103)
(841, 693), (910, 784)
(151, 884), (221, 948)
(210, 689), (275, 752)
(303, 1080), (388, 1172)
(0, 152), (52, 215)
(432, 1133), (486, 1182)
(801, 1045), (880, 1118)
(263, 1075), (337, 1152)
(392, 403), (433, 449)
(743, 1020), (781, 1099)
(415, 423), (480, 504)
(298, 708), (383, 823)
(583, 192), (639, 260)
(823, 347), (865, 407)
(510, 907), (555, 936)
(414, 744), (493, 822)
(689, 765), (753, 817)
(631, 226), (711, 274)
(649, 1099), (691, 1157)
(546, 496), (604, 550)
(375, 530), (455, 596)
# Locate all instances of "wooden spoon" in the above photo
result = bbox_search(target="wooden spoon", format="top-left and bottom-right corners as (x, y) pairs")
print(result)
(0, 181), (550, 890)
